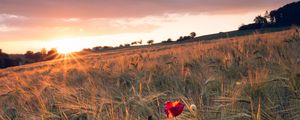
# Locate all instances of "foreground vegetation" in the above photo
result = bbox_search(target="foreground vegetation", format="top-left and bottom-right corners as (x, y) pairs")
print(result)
(0, 27), (299, 120)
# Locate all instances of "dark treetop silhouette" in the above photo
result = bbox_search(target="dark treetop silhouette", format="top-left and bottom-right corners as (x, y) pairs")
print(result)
(239, 1), (300, 30)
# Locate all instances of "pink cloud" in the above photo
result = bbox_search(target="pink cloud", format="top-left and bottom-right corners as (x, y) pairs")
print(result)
(0, 0), (296, 18)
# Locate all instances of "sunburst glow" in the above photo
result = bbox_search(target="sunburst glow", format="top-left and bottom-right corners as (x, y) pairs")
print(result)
(48, 38), (89, 54)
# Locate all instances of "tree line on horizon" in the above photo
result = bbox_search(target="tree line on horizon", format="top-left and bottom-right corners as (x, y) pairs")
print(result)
(0, 48), (59, 69)
(0, 31), (196, 69)
(239, 1), (300, 30)
(90, 32), (197, 52)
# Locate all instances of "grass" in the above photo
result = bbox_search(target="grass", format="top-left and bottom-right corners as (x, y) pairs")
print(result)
(0, 27), (299, 119)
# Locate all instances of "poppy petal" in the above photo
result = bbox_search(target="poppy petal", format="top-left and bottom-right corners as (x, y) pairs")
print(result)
(164, 101), (185, 118)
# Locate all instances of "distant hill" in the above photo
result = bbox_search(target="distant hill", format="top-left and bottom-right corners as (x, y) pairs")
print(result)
(195, 26), (290, 41)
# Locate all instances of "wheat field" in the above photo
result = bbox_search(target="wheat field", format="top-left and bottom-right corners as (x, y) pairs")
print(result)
(0, 28), (299, 120)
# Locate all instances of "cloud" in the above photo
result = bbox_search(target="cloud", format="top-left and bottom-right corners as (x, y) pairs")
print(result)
(62, 18), (81, 22)
(0, 14), (172, 41)
(0, 0), (297, 42)
(0, 13), (27, 24)
(0, 0), (297, 18)
(0, 24), (19, 32)
(0, 14), (25, 32)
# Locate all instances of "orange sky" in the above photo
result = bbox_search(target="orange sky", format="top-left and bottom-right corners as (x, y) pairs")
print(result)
(0, 0), (297, 53)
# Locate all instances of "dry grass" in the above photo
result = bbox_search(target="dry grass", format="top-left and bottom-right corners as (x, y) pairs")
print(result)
(0, 27), (299, 120)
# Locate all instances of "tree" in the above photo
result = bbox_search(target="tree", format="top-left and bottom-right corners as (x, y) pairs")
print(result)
(124, 44), (130, 47)
(25, 51), (35, 59)
(41, 48), (47, 55)
(47, 48), (58, 60)
(48, 48), (58, 55)
(264, 11), (271, 22)
(131, 41), (137, 45)
(167, 38), (172, 42)
(0, 50), (14, 68)
(161, 38), (172, 43)
(103, 46), (113, 49)
(41, 48), (47, 59)
(34, 52), (43, 61)
(147, 40), (154, 45)
(254, 15), (268, 24)
(270, 1), (300, 26)
(177, 36), (184, 42)
(82, 48), (92, 52)
(137, 40), (142, 44)
(92, 46), (102, 51)
(190, 32), (196, 38)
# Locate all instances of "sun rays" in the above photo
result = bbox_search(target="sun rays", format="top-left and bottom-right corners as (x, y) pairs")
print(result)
(48, 38), (92, 54)
(59, 52), (91, 85)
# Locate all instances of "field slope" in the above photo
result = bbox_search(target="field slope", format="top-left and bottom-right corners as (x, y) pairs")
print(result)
(0, 28), (300, 120)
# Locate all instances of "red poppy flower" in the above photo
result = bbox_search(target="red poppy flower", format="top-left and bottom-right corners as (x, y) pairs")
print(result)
(164, 100), (185, 118)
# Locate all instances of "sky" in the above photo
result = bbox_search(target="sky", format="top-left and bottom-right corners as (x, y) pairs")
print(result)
(0, 0), (297, 53)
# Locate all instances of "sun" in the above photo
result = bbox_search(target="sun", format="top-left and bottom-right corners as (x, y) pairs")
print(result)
(48, 38), (87, 54)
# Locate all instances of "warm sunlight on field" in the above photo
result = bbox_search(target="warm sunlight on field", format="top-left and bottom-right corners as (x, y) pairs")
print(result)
(0, 0), (299, 119)
(0, 28), (299, 119)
